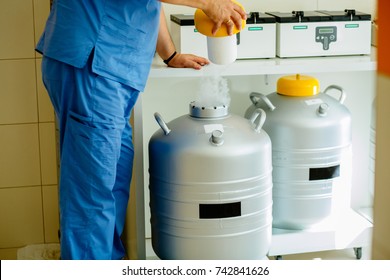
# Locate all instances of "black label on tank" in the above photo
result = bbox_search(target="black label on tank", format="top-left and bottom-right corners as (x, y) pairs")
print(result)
(309, 165), (340, 180)
(199, 202), (241, 219)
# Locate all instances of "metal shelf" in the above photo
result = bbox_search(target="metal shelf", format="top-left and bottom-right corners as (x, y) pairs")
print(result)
(268, 208), (373, 259)
(143, 208), (372, 260)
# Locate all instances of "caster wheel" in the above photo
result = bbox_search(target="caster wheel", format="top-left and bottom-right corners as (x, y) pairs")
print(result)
(354, 247), (362, 259)
(275, 255), (283, 260)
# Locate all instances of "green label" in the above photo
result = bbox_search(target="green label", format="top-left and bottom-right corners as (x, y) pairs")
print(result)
(248, 26), (263, 31)
(293, 25), (308, 30)
(345, 24), (359, 28)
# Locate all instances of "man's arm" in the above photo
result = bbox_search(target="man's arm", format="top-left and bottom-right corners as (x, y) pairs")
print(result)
(156, 8), (209, 69)
(159, 0), (246, 35)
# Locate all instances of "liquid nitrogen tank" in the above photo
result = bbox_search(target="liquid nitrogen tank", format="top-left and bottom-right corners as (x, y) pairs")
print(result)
(149, 102), (273, 260)
(245, 74), (352, 230)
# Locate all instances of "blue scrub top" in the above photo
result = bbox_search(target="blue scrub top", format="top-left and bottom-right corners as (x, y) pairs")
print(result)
(36, 0), (161, 92)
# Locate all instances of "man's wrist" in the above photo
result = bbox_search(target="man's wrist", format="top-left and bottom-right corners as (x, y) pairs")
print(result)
(163, 51), (177, 65)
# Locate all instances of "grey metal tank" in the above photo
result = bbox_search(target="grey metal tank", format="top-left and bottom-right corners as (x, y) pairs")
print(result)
(149, 102), (273, 260)
(245, 74), (352, 230)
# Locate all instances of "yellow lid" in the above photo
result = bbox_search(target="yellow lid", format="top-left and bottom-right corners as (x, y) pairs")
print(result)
(277, 74), (320, 97)
(194, 0), (246, 37)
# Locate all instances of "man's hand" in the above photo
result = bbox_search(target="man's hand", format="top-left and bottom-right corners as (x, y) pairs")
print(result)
(202, 0), (247, 35)
(167, 53), (209, 70)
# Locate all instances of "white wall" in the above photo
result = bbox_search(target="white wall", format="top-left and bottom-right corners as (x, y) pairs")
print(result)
(142, 0), (377, 238)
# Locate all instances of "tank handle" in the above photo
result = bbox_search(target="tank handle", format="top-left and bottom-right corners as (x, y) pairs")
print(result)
(324, 85), (346, 104)
(249, 92), (276, 111)
(249, 108), (266, 133)
(154, 112), (171, 135)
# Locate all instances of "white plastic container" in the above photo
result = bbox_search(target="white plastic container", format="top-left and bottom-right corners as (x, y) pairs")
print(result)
(207, 35), (237, 65)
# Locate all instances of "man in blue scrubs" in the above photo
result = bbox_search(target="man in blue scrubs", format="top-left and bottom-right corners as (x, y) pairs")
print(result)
(36, 0), (246, 260)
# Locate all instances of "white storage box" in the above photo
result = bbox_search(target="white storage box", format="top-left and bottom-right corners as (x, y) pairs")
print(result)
(266, 10), (372, 58)
(170, 13), (276, 60)
(170, 14), (207, 58)
(237, 12), (276, 59)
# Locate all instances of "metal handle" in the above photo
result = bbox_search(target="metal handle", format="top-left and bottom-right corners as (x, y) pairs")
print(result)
(249, 108), (266, 133)
(324, 85), (346, 104)
(154, 112), (171, 135)
(249, 92), (276, 111)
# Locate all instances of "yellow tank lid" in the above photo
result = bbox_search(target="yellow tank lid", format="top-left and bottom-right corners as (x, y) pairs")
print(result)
(277, 74), (320, 97)
(194, 0), (246, 37)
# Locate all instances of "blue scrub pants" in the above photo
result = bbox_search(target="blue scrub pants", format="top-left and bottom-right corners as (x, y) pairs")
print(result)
(41, 53), (140, 260)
